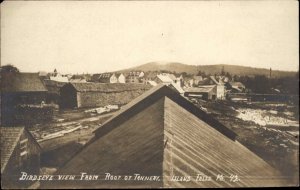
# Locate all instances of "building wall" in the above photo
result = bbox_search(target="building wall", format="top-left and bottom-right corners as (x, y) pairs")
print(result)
(78, 89), (148, 108)
(1, 92), (47, 126)
(208, 86), (217, 100)
(118, 74), (126, 83)
(216, 85), (225, 100)
(109, 75), (118, 83)
(2, 130), (40, 188)
(126, 76), (139, 83)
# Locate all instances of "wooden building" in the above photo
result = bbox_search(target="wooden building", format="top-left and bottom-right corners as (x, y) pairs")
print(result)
(1, 73), (48, 126)
(155, 74), (173, 85)
(43, 84), (287, 188)
(98, 73), (118, 83)
(184, 85), (217, 100)
(125, 71), (144, 83)
(116, 73), (126, 83)
(1, 127), (41, 188)
(60, 82), (151, 109)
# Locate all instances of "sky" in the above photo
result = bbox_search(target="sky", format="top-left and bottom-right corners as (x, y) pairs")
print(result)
(1, 1), (299, 74)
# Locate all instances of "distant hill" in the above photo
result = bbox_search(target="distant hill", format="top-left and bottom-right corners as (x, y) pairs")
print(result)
(118, 62), (297, 78)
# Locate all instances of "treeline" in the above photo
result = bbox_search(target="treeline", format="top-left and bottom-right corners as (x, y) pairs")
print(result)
(238, 74), (299, 94)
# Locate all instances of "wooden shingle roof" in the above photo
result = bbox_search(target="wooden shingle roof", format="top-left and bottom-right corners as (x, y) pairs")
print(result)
(1, 73), (47, 92)
(42, 85), (288, 188)
(0, 127), (24, 173)
(68, 82), (151, 92)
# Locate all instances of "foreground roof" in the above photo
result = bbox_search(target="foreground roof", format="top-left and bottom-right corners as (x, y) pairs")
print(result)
(43, 85), (287, 188)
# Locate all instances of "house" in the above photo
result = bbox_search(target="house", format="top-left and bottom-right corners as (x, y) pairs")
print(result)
(60, 82), (152, 108)
(38, 71), (49, 81)
(169, 82), (185, 94)
(192, 75), (203, 86)
(143, 72), (159, 84)
(69, 75), (88, 83)
(216, 84), (225, 100)
(174, 74), (184, 87)
(229, 82), (246, 92)
(116, 73), (125, 83)
(43, 84), (287, 188)
(42, 79), (68, 104)
(49, 75), (69, 83)
(1, 73), (48, 126)
(155, 73), (173, 85)
(90, 74), (102, 82)
(98, 73), (118, 83)
(147, 80), (158, 86)
(196, 76), (225, 100)
(1, 127), (41, 189)
(69, 78), (87, 83)
(184, 85), (217, 100)
(166, 73), (177, 81)
(125, 71), (144, 83)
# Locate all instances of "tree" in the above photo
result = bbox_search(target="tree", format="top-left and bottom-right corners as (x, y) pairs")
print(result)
(0, 64), (20, 73)
(0, 64), (20, 90)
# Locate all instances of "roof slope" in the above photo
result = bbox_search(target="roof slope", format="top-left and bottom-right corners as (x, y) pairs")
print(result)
(185, 85), (216, 93)
(68, 82), (151, 92)
(163, 97), (284, 187)
(42, 85), (287, 188)
(1, 73), (47, 92)
(0, 127), (24, 173)
(157, 74), (173, 83)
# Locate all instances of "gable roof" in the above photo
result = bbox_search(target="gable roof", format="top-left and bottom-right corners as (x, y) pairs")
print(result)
(1, 73), (47, 92)
(185, 85), (216, 93)
(210, 76), (220, 85)
(169, 82), (185, 94)
(156, 74), (173, 83)
(50, 76), (69, 83)
(46, 85), (287, 188)
(167, 74), (177, 81)
(193, 75), (203, 80)
(99, 73), (115, 79)
(66, 82), (151, 92)
(230, 82), (245, 88)
(1, 127), (24, 173)
(115, 73), (124, 78)
(93, 84), (236, 140)
(91, 74), (101, 81)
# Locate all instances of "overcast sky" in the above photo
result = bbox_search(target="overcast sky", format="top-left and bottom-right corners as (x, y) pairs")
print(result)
(1, 1), (299, 74)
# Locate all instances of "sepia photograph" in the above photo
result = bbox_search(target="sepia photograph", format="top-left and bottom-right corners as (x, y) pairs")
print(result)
(0, 0), (299, 188)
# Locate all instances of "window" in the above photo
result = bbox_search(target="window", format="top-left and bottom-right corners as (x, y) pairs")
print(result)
(19, 138), (28, 167)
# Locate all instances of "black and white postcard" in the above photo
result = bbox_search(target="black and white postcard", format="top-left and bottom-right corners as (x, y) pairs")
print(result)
(0, 0), (299, 188)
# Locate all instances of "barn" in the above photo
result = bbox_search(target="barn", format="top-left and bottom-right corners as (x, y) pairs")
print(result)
(60, 82), (152, 108)
(1, 73), (48, 126)
(43, 84), (288, 188)
(184, 85), (217, 100)
(1, 127), (41, 189)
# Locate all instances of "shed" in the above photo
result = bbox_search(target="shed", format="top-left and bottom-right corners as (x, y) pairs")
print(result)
(1, 127), (41, 188)
(184, 85), (217, 100)
(43, 85), (287, 188)
(1, 73), (48, 126)
(59, 82), (152, 108)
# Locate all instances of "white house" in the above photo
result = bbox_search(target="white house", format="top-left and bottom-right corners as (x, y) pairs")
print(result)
(116, 73), (126, 83)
